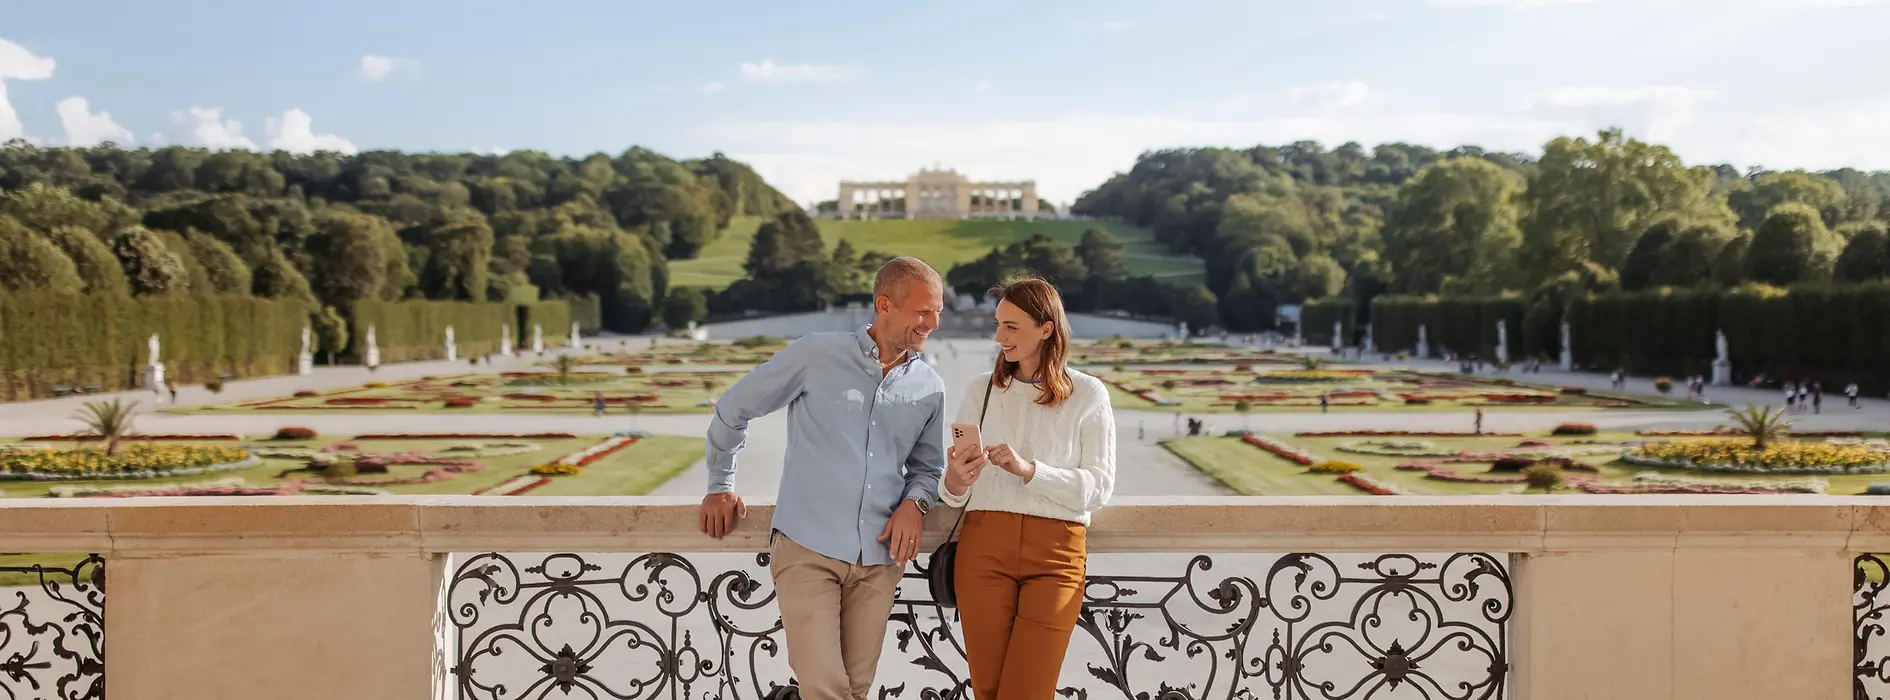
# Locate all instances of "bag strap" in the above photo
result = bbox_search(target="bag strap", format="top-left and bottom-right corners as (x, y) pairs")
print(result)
(942, 378), (994, 543)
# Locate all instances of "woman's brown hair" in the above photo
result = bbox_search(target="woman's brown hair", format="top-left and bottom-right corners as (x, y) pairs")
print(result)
(990, 278), (1072, 407)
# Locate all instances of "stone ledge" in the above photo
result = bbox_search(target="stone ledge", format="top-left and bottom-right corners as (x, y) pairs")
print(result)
(3, 495), (1884, 555)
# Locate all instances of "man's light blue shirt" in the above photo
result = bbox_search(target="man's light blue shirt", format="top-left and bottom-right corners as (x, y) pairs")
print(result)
(706, 325), (946, 567)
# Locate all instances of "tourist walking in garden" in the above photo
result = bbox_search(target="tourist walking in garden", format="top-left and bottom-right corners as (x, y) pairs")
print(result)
(592, 392), (606, 417)
(1849, 382), (1861, 408)
(1320, 392), (1329, 413)
(940, 278), (1115, 700)
(1474, 407), (1484, 435)
(1785, 383), (1797, 413)
(698, 257), (948, 700)
(1812, 382), (1823, 414)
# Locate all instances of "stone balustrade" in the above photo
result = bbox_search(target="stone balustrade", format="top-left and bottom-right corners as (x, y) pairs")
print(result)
(0, 495), (1874, 699)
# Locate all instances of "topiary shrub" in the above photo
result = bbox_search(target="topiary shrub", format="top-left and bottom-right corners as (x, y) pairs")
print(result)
(625, 366), (644, 374)
(274, 426), (317, 440)
(204, 379), (225, 394)
(353, 456), (389, 474)
(1489, 456), (1535, 473)
(1523, 462), (1566, 492)
(1654, 377), (1673, 394)
(293, 390), (318, 398)
(1551, 423), (1598, 436)
(444, 397), (478, 408)
(324, 458), (358, 479)
(1310, 460), (1363, 474)
(1405, 398), (1432, 406)
(1559, 386), (1587, 395)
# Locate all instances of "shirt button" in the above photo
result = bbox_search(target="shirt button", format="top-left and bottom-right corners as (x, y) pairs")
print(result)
(867, 484), (873, 489)
(868, 452), (874, 457)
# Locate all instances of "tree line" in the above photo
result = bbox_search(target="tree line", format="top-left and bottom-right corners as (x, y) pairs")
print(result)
(0, 141), (800, 345)
(1073, 130), (1890, 332)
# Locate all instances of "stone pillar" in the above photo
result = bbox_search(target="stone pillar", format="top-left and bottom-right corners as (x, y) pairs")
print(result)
(1559, 321), (1573, 372)
(837, 184), (854, 219)
(364, 325), (380, 368)
(532, 324), (544, 353)
(905, 180), (920, 217)
(1022, 182), (1039, 219)
(500, 325), (514, 357)
(955, 183), (972, 218)
(443, 326), (457, 363)
(1416, 324), (1430, 360)
(1495, 319), (1509, 366)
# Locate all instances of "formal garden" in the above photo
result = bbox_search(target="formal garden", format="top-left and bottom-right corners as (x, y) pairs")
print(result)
(1071, 338), (1291, 366)
(167, 358), (742, 415)
(0, 400), (703, 499)
(1164, 405), (1888, 496)
(571, 336), (787, 367)
(1098, 358), (1690, 413)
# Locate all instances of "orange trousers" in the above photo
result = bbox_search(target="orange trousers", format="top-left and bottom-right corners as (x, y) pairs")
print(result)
(954, 510), (1088, 700)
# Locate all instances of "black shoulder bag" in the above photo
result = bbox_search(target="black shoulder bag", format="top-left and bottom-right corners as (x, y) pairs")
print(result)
(927, 379), (992, 609)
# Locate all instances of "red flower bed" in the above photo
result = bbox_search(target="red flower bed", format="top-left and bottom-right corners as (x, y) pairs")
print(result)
(1295, 430), (1522, 438)
(1328, 390), (1377, 399)
(326, 397), (389, 405)
(26, 433), (241, 441)
(259, 405), (419, 410)
(1395, 462), (1526, 484)
(443, 397), (479, 408)
(503, 393), (558, 401)
(1220, 394), (1292, 401)
(1240, 435), (1315, 465)
(1484, 394), (1556, 404)
(570, 437), (639, 467)
(1339, 473), (1398, 495)
(353, 432), (578, 440)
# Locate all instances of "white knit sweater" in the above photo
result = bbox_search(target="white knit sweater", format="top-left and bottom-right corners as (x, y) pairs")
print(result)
(939, 370), (1115, 525)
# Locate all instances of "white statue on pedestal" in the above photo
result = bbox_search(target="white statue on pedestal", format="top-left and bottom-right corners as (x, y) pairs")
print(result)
(1332, 321), (1342, 352)
(1712, 330), (1732, 386)
(365, 325), (381, 368)
(570, 321), (582, 349)
(501, 325), (514, 357)
(145, 334), (165, 398)
(298, 326), (314, 376)
(444, 326), (458, 363)
(1416, 324), (1430, 360)
(1559, 321), (1573, 372)
(532, 325), (545, 353)
(1495, 320), (1510, 366)
(1364, 326), (1376, 355)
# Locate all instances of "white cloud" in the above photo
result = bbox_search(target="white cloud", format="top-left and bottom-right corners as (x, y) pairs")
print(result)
(698, 82), (727, 95)
(171, 107), (257, 149)
(55, 97), (133, 146)
(1520, 85), (1717, 141)
(975, 80), (992, 93)
(0, 39), (56, 142)
(358, 54), (418, 83)
(1285, 81), (1383, 112)
(738, 59), (850, 84)
(266, 108), (357, 154)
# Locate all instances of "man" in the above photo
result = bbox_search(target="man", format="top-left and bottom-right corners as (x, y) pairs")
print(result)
(700, 257), (947, 700)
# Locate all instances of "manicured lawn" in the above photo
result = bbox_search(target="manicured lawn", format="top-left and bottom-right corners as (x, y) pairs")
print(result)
(0, 434), (705, 498)
(1165, 431), (1890, 496)
(667, 217), (1200, 289)
(168, 369), (744, 415)
(1102, 367), (1693, 414)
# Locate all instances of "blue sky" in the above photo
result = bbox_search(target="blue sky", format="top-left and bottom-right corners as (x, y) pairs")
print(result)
(3, 0), (1888, 206)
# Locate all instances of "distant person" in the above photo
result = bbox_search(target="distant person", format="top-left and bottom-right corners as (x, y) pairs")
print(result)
(1320, 392), (1329, 413)
(1138, 419), (1145, 442)
(1785, 384), (1797, 413)
(1812, 382), (1823, 414)
(167, 381), (178, 405)
(593, 392), (606, 417)
(1849, 382), (1861, 409)
(1474, 407), (1484, 436)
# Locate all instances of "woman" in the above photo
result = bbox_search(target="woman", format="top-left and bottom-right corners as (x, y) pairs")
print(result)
(940, 278), (1115, 699)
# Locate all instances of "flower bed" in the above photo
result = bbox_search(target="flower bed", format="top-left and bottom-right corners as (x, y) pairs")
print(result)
(354, 432), (578, 440)
(1254, 370), (1376, 383)
(438, 442), (542, 457)
(319, 459), (483, 486)
(1395, 462), (1526, 484)
(1239, 435), (1320, 465)
(1483, 393), (1556, 404)
(274, 427), (318, 440)
(1626, 440), (1890, 474)
(51, 477), (388, 498)
(1551, 423), (1597, 436)
(259, 405), (420, 410)
(555, 436), (638, 467)
(1295, 430), (1522, 438)
(1589, 472), (1828, 494)
(1309, 460), (1362, 474)
(326, 397), (389, 405)
(1338, 472), (1405, 495)
(478, 474), (551, 495)
(1, 446), (257, 481)
(444, 397), (478, 408)
(25, 433), (242, 441)
(1335, 440), (1458, 457)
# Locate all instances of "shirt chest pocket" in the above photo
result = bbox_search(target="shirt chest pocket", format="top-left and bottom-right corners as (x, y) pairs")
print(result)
(874, 395), (931, 456)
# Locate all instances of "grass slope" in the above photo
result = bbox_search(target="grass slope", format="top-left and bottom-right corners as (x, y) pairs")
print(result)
(669, 218), (1203, 290)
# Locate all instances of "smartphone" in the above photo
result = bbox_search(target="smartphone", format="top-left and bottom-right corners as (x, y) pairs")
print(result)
(951, 423), (982, 458)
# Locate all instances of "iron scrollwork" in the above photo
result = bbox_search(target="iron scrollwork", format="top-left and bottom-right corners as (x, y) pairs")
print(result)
(0, 554), (105, 700)
(1858, 554), (1890, 700)
(449, 552), (1510, 700)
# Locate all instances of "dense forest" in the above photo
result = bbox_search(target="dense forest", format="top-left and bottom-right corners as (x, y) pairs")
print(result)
(0, 141), (800, 343)
(1074, 129), (1890, 333)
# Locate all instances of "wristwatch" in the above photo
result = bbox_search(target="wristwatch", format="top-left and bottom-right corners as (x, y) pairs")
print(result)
(908, 498), (931, 517)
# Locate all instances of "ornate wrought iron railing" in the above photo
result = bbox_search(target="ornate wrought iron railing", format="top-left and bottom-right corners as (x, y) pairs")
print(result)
(448, 551), (1511, 700)
(0, 554), (105, 700)
(1858, 555), (1890, 700)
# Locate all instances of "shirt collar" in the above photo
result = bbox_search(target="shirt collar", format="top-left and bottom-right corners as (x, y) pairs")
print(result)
(855, 324), (915, 366)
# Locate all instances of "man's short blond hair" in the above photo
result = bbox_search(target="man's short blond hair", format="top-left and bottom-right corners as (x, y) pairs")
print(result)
(873, 257), (943, 301)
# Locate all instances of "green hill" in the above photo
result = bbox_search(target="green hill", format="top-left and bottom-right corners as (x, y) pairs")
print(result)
(668, 218), (1204, 289)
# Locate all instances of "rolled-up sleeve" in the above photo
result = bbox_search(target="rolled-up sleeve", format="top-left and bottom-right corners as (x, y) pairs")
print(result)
(705, 341), (807, 493)
(902, 402), (945, 507)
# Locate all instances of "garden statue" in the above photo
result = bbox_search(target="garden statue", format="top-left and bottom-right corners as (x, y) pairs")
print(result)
(1712, 330), (1731, 386)
(1559, 322), (1573, 372)
(145, 334), (165, 399)
(1495, 320), (1510, 367)
(1364, 326), (1376, 355)
(298, 326), (314, 376)
(570, 321), (582, 349)
(501, 325), (514, 357)
(365, 325), (381, 368)
(532, 325), (545, 353)
(1416, 324), (1430, 360)
(444, 326), (458, 363)
(1332, 321), (1342, 352)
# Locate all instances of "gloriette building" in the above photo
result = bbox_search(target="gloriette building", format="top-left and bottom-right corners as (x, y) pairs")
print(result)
(836, 168), (1039, 220)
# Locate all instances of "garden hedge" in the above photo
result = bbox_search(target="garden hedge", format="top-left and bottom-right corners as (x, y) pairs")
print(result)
(1369, 295), (1524, 360)
(0, 292), (307, 400)
(348, 300), (511, 363)
(1300, 298), (1357, 347)
(516, 300), (574, 350)
(568, 295), (602, 332)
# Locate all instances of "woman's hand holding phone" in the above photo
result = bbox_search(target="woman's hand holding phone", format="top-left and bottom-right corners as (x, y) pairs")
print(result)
(944, 442), (987, 498)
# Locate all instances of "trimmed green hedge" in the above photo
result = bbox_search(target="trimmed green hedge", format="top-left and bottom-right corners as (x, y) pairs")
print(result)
(1565, 284), (1890, 391)
(0, 293), (307, 401)
(348, 300), (510, 363)
(568, 295), (602, 333)
(1301, 298), (1357, 347)
(516, 300), (574, 350)
(1370, 295), (1525, 360)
